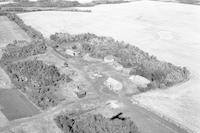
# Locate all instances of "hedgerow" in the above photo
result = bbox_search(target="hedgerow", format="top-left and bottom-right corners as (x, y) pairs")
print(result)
(6, 13), (44, 40)
(0, 39), (46, 62)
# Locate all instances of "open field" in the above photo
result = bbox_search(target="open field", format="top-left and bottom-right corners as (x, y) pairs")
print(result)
(0, 111), (8, 128)
(0, 67), (12, 89)
(0, 16), (30, 48)
(0, 2), (13, 5)
(0, 89), (40, 120)
(19, 1), (200, 132)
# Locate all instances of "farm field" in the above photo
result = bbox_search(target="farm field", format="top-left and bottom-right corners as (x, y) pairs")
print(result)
(0, 111), (8, 128)
(0, 67), (12, 89)
(0, 16), (30, 48)
(0, 2), (13, 5)
(18, 1), (200, 132)
(0, 89), (40, 121)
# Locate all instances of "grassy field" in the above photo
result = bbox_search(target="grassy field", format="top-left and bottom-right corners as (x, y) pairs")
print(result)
(0, 16), (30, 48)
(18, 1), (200, 132)
(0, 89), (40, 120)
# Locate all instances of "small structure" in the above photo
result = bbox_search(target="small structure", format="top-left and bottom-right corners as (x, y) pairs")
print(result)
(104, 77), (123, 92)
(104, 55), (115, 63)
(65, 49), (78, 56)
(112, 62), (123, 71)
(64, 62), (68, 67)
(129, 75), (150, 88)
(76, 90), (86, 98)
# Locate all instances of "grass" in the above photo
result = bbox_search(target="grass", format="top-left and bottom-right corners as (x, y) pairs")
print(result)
(0, 89), (40, 120)
(0, 16), (30, 48)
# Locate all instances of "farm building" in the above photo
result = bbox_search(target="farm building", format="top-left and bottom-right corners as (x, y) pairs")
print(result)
(104, 55), (115, 63)
(65, 49), (78, 56)
(104, 77), (123, 92)
(129, 75), (150, 88)
(76, 90), (86, 98)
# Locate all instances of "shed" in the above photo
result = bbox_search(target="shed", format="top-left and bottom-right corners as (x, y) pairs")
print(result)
(104, 77), (123, 92)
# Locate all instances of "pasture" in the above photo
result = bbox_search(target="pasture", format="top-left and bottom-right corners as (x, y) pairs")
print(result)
(0, 16), (30, 48)
(0, 89), (40, 120)
(18, 1), (200, 132)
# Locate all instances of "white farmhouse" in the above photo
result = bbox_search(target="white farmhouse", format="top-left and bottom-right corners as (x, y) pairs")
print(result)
(104, 77), (123, 92)
(129, 75), (150, 88)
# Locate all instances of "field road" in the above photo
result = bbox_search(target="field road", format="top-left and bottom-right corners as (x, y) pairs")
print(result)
(51, 48), (189, 133)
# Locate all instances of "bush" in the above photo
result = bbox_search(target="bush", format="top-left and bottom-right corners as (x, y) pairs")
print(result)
(50, 33), (190, 89)
(55, 113), (140, 133)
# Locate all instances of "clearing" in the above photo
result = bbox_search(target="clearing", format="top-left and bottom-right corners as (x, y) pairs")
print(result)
(0, 16), (30, 48)
(19, 1), (200, 132)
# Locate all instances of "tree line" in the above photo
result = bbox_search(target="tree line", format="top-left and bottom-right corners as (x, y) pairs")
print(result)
(50, 33), (190, 89)
(55, 113), (140, 133)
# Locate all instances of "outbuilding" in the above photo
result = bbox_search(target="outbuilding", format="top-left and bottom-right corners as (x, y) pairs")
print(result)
(129, 75), (150, 88)
(104, 77), (123, 92)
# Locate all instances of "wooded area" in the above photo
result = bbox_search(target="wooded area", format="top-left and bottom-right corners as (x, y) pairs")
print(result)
(50, 33), (190, 89)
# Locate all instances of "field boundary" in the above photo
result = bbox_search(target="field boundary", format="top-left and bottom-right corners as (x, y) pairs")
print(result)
(131, 99), (194, 133)
(5, 13), (44, 40)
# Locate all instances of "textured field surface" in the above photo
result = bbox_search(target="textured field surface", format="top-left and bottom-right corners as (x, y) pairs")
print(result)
(0, 67), (12, 89)
(0, 89), (40, 120)
(0, 111), (8, 128)
(19, 1), (200, 132)
(0, 16), (30, 48)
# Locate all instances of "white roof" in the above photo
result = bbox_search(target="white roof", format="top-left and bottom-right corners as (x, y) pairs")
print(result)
(129, 75), (150, 87)
(106, 77), (123, 91)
